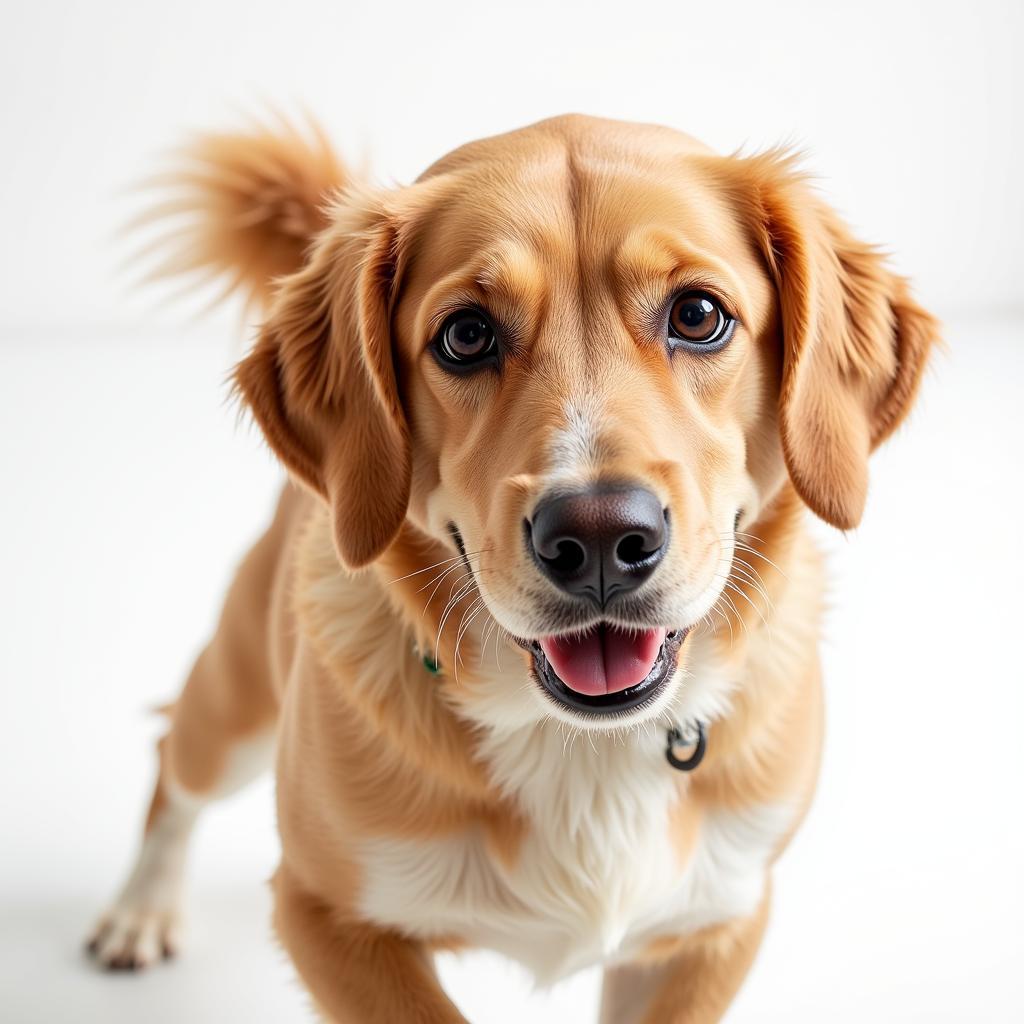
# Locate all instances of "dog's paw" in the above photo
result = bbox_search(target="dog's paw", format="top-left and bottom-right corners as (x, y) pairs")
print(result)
(85, 902), (182, 971)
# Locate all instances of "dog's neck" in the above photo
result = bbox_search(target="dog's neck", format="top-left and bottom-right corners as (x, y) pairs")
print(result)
(296, 486), (815, 807)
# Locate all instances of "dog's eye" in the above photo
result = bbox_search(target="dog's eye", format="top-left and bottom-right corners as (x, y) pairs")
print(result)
(435, 310), (497, 367)
(668, 292), (734, 349)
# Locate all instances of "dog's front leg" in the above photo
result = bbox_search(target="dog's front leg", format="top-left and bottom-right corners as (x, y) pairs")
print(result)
(272, 865), (466, 1024)
(599, 891), (770, 1024)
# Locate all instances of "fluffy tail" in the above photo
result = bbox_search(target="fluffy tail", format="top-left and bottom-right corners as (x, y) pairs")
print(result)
(136, 114), (347, 312)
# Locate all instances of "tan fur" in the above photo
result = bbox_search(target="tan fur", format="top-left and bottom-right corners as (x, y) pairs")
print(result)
(88, 115), (938, 1021)
(140, 113), (346, 312)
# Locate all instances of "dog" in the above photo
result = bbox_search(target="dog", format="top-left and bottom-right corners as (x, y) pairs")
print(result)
(85, 114), (938, 1022)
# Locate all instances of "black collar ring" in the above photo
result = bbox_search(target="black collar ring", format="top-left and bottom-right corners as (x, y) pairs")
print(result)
(665, 720), (707, 772)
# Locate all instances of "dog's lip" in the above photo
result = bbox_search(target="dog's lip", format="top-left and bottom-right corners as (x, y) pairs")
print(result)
(514, 626), (689, 715)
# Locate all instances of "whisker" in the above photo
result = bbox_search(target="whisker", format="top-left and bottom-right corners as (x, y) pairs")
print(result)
(561, 722), (574, 756)
(399, 548), (492, 588)
(387, 553), (464, 586)
(734, 531), (765, 544)
(443, 568), (476, 602)
(723, 578), (771, 634)
(713, 563), (771, 608)
(488, 620), (505, 668)
(707, 602), (734, 648)
(496, 626), (511, 672)
(455, 596), (488, 670)
(731, 559), (774, 609)
(421, 564), (492, 615)
(716, 589), (750, 642)
(480, 616), (498, 666)
(729, 560), (774, 612)
(454, 596), (484, 667)
(418, 569), (470, 621)
(732, 541), (789, 580)
(732, 558), (772, 597)
(434, 577), (480, 663)
(420, 560), (470, 599)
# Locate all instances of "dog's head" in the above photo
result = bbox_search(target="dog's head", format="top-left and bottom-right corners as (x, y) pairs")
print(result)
(237, 115), (938, 730)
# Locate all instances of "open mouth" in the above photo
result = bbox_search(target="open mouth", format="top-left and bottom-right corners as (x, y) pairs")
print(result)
(520, 624), (688, 715)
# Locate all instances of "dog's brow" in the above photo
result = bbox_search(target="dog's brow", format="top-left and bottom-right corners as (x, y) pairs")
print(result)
(475, 243), (547, 311)
(614, 229), (747, 320)
(416, 241), (548, 342)
(615, 230), (687, 279)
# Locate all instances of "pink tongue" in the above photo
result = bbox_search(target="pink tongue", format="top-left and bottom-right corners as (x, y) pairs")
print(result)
(539, 625), (667, 697)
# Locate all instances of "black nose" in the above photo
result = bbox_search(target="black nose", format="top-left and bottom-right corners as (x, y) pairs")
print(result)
(528, 485), (668, 606)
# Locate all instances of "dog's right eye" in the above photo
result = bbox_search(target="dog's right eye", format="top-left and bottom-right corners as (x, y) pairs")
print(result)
(434, 309), (498, 370)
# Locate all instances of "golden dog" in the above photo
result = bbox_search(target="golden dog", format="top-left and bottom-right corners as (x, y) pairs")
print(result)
(86, 114), (938, 1022)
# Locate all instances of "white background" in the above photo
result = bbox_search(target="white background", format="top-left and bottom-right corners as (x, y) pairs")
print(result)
(1, 1), (1022, 1021)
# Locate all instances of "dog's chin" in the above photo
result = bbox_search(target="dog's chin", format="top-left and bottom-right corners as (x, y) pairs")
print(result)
(513, 624), (690, 729)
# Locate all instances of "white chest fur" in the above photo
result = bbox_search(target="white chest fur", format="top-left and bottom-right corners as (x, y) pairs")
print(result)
(358, 717), (794, 984)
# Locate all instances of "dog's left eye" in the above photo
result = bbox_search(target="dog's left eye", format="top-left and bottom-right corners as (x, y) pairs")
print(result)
(668, 292), (735, 350)
(434, 309), (498, 369)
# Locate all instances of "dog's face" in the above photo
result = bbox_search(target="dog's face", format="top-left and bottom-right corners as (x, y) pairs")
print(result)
(393, 130), (782, 725)
(238, 116), (937, 730)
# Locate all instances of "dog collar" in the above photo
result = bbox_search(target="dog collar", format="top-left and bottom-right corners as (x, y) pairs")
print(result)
(665, 720), (707, 772)
(412, 641), (442, 675)
(417, 646), (706, 772)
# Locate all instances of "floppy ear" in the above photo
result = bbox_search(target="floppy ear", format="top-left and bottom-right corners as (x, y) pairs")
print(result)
(235, 198), (410, 568)
(736, 154), (940, 529)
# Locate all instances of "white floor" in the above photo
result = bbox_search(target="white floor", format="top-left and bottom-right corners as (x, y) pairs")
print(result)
(1, 315), (1022, 1022)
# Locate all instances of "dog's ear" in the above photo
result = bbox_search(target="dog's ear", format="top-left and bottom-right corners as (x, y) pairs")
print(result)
(235, 197), (410, 568)
(731, 154), (940, 529)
